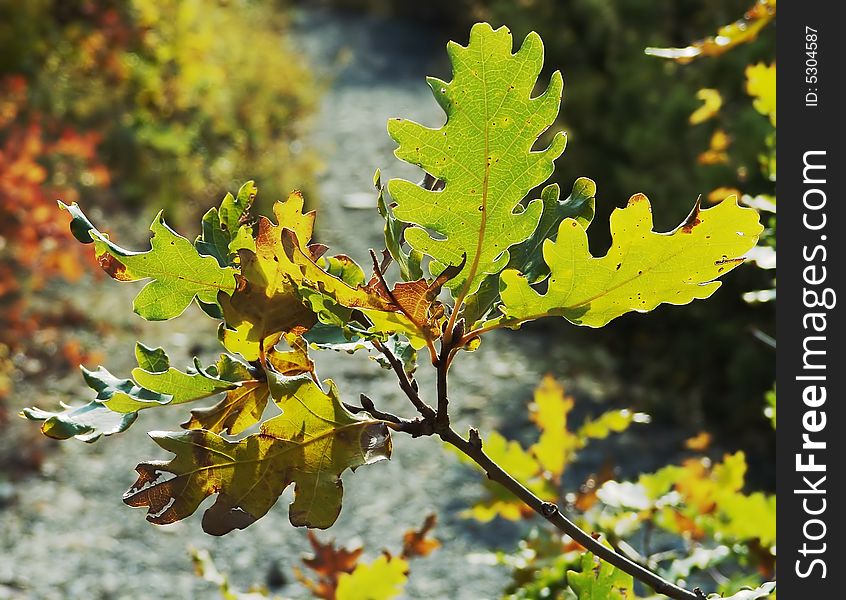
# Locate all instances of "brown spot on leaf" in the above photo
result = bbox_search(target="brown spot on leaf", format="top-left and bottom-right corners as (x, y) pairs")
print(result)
(97, 253), (131, 280)
(681, 196), (703, 233)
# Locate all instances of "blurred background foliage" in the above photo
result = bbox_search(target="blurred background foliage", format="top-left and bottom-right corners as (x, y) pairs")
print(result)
(0, 0), (321, 418)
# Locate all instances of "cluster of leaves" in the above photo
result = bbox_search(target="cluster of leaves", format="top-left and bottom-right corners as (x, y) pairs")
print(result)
(23, 22), (764, 599)
(191, 515), (439, 600)
(456, 378), (775, 598)
(1, 0), (320, 221)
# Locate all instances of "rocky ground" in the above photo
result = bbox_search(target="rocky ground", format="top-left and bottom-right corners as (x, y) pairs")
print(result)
(0, 8), (681, 599)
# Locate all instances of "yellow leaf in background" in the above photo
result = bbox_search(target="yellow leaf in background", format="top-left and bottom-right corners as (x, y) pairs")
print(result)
(645, 0), (776, 64)
(684, 431), (712, 451)
(689, 88), (722, 125)
(712, 450), (746, 494)
(697, 129), (731, 165)
(335, 555), (408, 600)
(529, 375), (578, 477)
(746, 62), (776, 125)
(707, 187), (742, 204)
(480, 431), (541, 483)
(452, 429), (556, 522)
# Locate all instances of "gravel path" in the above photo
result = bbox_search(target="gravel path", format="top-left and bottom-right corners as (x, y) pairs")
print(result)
(0, 8), (663, 600)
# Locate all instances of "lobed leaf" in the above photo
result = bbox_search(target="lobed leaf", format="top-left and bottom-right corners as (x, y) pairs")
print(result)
(184, 336), (315, 436)
(123, 375), (392, 535)
(21, 345), (258, 442)
(388, 22), (566, 297)
(375, 168), (423, 282)
(60, 202), (237, 320)
(465, 179), (596, 327)
(498, 196), (763, 328)
(283, 228), (459, 349)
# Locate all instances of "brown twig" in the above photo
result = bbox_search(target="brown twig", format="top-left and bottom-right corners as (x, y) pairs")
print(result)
(361, 296), (703, 599)
(437, 425), (703, 600)
(372, 339), (436, 420)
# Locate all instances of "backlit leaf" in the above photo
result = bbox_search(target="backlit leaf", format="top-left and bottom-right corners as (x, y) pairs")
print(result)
(184, 336), (315, 435)
(123, 375), (392, 535)
(498, 196), (762, 328)
(195, 181), (257, 267)
(60, 202), (237, 320)
(465, 179), (596, 327)
(283, 228), (459, 348)
(217, 192), (319, 362)
(387, 23), (566, 297)
(375, 168), (423, 282)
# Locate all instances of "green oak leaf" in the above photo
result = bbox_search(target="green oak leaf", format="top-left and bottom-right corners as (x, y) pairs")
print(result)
(387, 22), (566, 298)
(21, 360), (171, 442)
(60, 202), (237, 320)
(20, 403), (139, 443)
(195, 180), (257, 267)
(135, 343), (170, 373)
(123, 375), (392, 535)
(21, 345), (248, 441)
(507, 178), (597, 283)
(131, 358), (237, 405)
(567, 550), (634, 600)
(498, 195), (762, 328)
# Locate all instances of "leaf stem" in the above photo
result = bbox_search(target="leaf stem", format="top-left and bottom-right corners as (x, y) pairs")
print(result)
(372, 339), (436, 420)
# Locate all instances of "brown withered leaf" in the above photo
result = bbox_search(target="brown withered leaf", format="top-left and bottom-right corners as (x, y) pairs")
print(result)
(283, 228), (461, 348)
(401, 514), (441, 559)
(296, 531), (364, 599)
